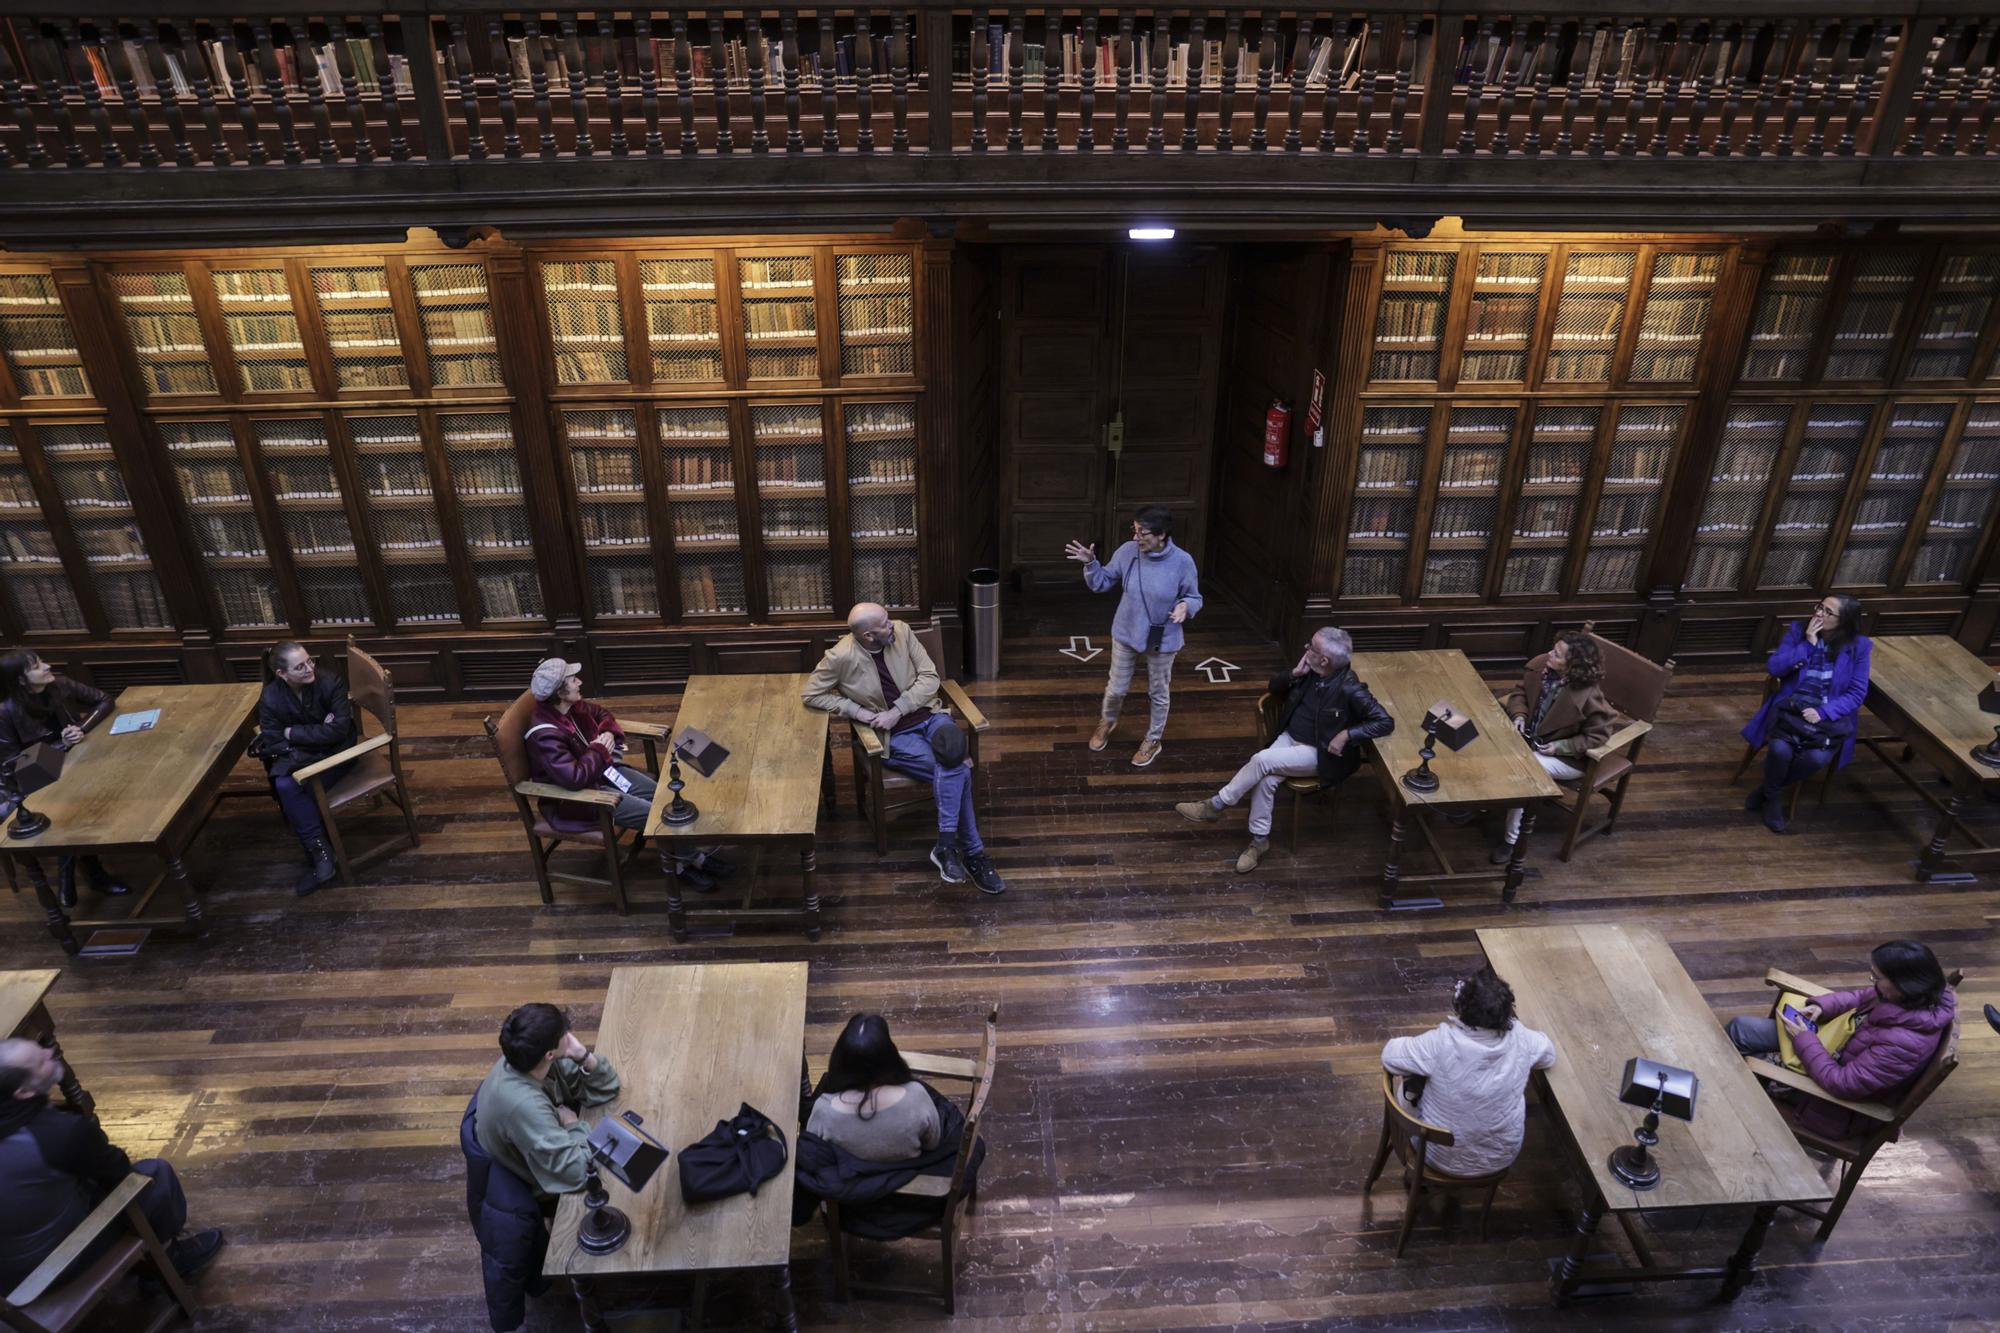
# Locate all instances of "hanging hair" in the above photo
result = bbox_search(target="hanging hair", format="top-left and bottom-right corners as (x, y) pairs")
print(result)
(0, 650), (46, 717)
(1871, 940), (1948, 1010)
(1820, 594), (1864, 654)
(1557, 632), (1605, 689)
(817, 1014), (915, 1116)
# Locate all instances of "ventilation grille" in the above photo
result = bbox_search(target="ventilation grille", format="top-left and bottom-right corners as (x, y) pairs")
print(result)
(599, 644), (694, 687)
(228, 656), (267, 683)
(1673, 617), (1762, 657)
(1348, 624), (1427, 651)
(1559, 620), (1636, 646)
(1872, 611), (1961, 637)
(87, 659), (186, 691)
(459, 649), (549, 694)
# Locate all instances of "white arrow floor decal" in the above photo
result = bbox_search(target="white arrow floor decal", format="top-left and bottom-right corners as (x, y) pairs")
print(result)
(1059, 635), (1103, 662)
(1195, 657), (1240, 683)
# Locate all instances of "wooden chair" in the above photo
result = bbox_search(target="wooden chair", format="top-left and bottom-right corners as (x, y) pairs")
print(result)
(1, 1171), (198, 1332)
(849, 626), (990, 856)
(1533, 627), (1676, 862)
(1362, 1072), (1513, 1257)
(1731, 675), (1840, 821)
(1254, 691), (1327, 854)
(482, 691), (664, 916)
(291, 637), (421, 886)
(822, 1004), (998, 1314)
(1744, 964), (1962, 1241)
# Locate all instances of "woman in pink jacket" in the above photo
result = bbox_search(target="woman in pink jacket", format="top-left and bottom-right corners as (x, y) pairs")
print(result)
(1729, 940), (1956, 1136)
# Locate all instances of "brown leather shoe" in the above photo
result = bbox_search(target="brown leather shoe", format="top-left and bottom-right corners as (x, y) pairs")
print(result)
(1175, 800), (1221, 823)
(1235, 839), (1271, 874)
(1131, 739), (1162, 767)
(1089, 720), (1115, 752)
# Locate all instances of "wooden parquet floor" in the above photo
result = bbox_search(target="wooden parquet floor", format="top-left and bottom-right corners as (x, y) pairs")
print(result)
(7, 593), (1998, 1332)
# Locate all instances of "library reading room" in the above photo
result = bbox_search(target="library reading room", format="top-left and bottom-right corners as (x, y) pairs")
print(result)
(1, 6), (1999, 1332)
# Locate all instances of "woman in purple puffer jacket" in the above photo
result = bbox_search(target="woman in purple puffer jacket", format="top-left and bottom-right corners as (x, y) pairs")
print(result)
(1729, 940), (1957, 1137)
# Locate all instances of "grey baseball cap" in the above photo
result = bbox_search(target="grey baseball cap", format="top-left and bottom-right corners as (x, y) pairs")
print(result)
(530, 657), (582, 701)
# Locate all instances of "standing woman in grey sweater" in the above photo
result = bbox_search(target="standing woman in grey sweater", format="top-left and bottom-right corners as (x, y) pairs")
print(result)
(1063, 505), (1204, 768)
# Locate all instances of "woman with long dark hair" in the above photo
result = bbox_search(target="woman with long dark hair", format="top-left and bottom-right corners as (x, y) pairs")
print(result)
(807, 1013), (941, 1162)
(0, 650), (129, 907)
(1741, 593), (1871, 833)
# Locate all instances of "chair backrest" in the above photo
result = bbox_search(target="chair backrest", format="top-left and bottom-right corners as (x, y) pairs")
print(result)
(345, 635), (395, 736)
(484, 691), (540, 792)
(1582, 625), (1674, 724)
(946, 1004), (1000, 1201)
(1255, 691), (1282, 747)
(913, 624), (948, 680)
(1382, 1071), (1454, 1149)
(1879, 969), (1965, 1132)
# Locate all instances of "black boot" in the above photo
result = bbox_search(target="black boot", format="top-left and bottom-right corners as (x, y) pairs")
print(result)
(58, 858), (77, 911)
(294, 834), (338, 897)
(81, 856), (131, 897)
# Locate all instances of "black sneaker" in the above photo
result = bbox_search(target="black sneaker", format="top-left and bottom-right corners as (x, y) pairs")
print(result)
(929, 844), (969, 884)
(1744, 786), (1767, 812)
(962, 851), (1006, 896)
(167, 1227), (225, 1281)
(699, 853), (736, 878)
(675, 863), (720, 893)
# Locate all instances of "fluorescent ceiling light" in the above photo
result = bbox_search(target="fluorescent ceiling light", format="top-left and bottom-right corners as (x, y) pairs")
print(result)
(1128, 226), (1176, 241)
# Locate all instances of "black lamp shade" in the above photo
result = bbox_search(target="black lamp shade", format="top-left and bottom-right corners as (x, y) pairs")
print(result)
(1979, 682), (2000, 716)
(11, 741), (64, 798)
(674, 726), (730, 779)
(1618, 1056), (1699, 1121)
(1426, 702), (1479, 752)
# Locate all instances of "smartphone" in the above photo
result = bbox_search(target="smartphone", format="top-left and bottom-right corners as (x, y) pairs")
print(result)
(1782, 1004), (1818, 1032)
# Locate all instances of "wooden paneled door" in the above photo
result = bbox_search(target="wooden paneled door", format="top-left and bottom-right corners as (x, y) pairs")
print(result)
(999, 245), (1226, 584)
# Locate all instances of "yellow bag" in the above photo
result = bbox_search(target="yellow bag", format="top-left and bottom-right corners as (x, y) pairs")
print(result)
(1776, 991), (1859, 1073)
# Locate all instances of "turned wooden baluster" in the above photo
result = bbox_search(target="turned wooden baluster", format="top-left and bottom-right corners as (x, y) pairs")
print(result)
(1183, 20), (1205, 152)
(220, 24), (267, 165)
(1837, 25), (1884, 157)
(21, 21), (88, 168)
(855, 8), (876, 152)
(1249, 21), (1273, 151)
(1386, 14), (1421, 155)
(780, 14), (804, 153)
(1554, 23), (1587, 155)
(333, 18), (377, 164)
(1115, 12), (1135, 151)
(167, 20), (230, 166)
(1679, 22), (1719, 157)
(1520, 23), (1555, 156)
(597, 14), (628, 156)
(1079, 11), (1099, 151)
(1586, 20), (1624, 155)
(1352, 21), (1383, 152)
(669, 17), (696, 154)
(1969, 32), (1999, 156)
(0, 35), (42, 168)
(1774, 19), (1830, 157)
(1009, 8), (1028, 151)
(1651, 23), (1691, 157)
(1318, 18), (1344, 153)
(486, 17), (521, 160)
(1616, 20), (1658, 155)
(1745, 19), (1797, 158)
(281, 20), (336, 166)
(1045, 14), (1064, 151)
(890, 10), (910, 151)
(971, 7), (990, 151)
(819, 21), (839, 152)
(523, 17), (559, 158)
(1217, 13), (1242, 151)
(1805, 22), (1848, 157)
(1491, 25), (1525, 156)
(635, 14), (664, 156)
(1457, 18), (1494, 154)
(1934, 22), (1979, 156)
(137, 25), (194, 167)
(56, 19), (119, 166)
(708, 16), (733, 155)
(1149, 14), (1169, 152)
(97, 19), (158, 167)
(1285, 14), (1309, 152)
(556, 18), (589, 157)
(1899, 21), (1957, 155)
(446, 15), (486, 161)
(1715, 21), (1752, 158)
(747, 16), (770, 153)
(364, 17), (408, 162)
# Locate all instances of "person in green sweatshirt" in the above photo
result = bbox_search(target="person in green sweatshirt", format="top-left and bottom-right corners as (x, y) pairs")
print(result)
(474, 1002), (621, 1198)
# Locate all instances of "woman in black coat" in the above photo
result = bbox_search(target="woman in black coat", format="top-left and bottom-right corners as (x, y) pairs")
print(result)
(254, 642), (358, 896)
(0, 650), (130, 908)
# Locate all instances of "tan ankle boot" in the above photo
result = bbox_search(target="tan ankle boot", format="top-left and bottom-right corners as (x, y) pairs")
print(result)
(1175, 800), (1221, 824)
(1235, 839), (1271, 874)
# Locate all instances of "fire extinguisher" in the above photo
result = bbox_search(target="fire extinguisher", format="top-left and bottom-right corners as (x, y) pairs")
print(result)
(1262, 398), (1293, 469)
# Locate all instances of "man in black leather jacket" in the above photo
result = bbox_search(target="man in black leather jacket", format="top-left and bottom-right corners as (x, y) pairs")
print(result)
(1176, 626), (1394, 873)
(254, 642), (359, 897)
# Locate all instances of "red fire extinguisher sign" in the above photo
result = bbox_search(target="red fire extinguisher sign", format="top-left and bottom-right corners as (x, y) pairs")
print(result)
(1262, 398), (1293, 468)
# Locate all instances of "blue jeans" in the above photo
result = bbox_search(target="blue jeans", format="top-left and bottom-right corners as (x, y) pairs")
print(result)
(1728, 1015), (1781, 1055)
(271, 760), (355, 841)
(1761, 735), (1835, 798)
(884, 714), (982, 854)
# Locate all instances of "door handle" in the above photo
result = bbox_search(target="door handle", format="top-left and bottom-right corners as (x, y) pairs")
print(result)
(1103, 413), (1125, 459)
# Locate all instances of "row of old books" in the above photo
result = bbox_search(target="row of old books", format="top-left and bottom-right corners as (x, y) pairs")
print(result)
(767, 559), (833, 612)
(83, 36), (412, 103)
(853, 553), (919, 607)
(478, 566), (543, 620)
(967, 21), (1382, 94)
(361, 456), (430, 497)
(371, 509), (443, 550)
(1503, 552), (1566, 593)
(679, 560), (748, 615)
(95, 571), (172, 628)
(1355, 447), (1422, 490)
(216, 571), (285, 626)
(1591, 493), (1658, 536)
(192, 512), (263, 558)
(1578, 547), (1643, 591)
(462, 506), (534, 549)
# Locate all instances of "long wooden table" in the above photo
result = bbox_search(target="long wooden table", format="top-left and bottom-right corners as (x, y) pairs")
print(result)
(648, 673), (831, 942)
(1477, 924), (1832, 1304)
(546, 962), (810, 1332)
(1351, 649), (1563, 909)
(1, 969), (92, 1113)
(2, 683), (262, 953)
(1856, 635), (2000, 882)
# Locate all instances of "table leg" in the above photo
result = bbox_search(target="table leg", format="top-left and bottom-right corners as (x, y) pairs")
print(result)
(1550, 1190), (1605, 1307)
(822, 736), (837, 814)
(662, 847), (689, 942)
(1379, 810), (1407, 908)
(1502, 810), (1535, 904)
(35, 1003), (94, 1115)
(569, 1274), (611, 1333)
(802, 845), (821, 942)
(772, 1261), (800, 1332)
(17, 854), (79, 955)
(166, 856), (206, 935)
(1916, 792), (1976, 883)
(1720, 1203), (1779, 1299)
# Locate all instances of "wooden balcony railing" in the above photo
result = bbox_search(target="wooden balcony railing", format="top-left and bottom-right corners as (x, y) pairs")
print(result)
(0, 6), (1996, 237)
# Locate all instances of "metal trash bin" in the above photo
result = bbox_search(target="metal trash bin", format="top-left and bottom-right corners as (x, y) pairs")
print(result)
(965, 568), (1001, 680)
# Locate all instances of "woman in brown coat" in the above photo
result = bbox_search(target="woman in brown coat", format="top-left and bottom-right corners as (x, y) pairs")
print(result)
(1491, 632), (1618, 863)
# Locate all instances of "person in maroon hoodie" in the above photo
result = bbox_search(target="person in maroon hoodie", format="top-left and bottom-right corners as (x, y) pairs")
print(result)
(521, 658), (729, 892)
(1728, 939), (1957, 1137)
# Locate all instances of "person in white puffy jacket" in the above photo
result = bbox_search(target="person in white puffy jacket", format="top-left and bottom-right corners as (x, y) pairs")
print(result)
(1379, 966), (1557, 1177)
